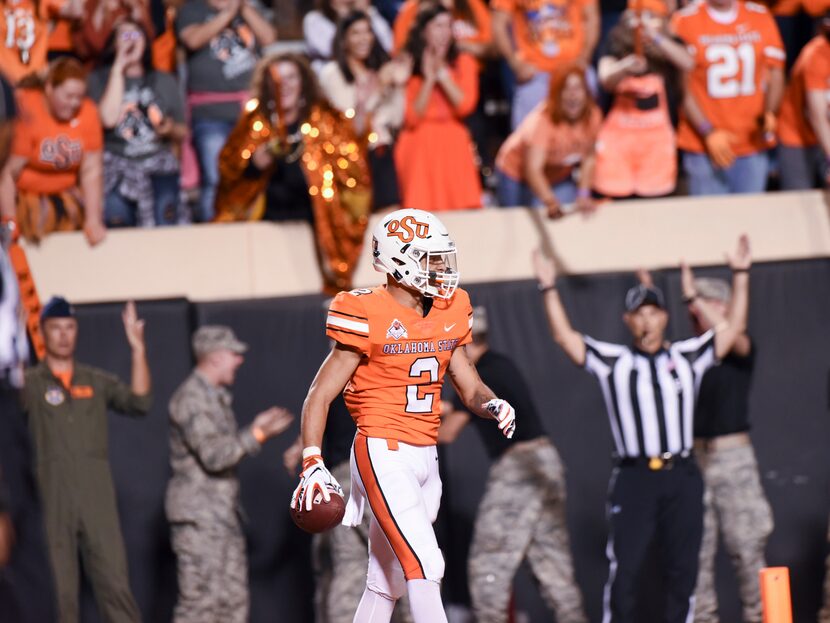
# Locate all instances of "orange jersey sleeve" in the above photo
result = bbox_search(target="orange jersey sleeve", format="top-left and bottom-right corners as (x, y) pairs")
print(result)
(13, 92), (104, 194)
(673, 1), (785, 156)
(337, 286), (473, 446)
(326, 289), (371, 354)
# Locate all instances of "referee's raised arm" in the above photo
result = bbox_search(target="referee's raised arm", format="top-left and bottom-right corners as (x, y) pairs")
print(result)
(532, 250), (586, 366)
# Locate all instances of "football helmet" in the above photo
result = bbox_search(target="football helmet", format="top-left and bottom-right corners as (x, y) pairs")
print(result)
(371, 209), (460, 299)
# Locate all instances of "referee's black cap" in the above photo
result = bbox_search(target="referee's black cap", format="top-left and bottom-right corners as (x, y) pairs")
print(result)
(625, 284), (666, 313)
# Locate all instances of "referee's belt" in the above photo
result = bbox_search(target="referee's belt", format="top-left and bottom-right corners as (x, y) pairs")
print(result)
(615, 450), (694, 471)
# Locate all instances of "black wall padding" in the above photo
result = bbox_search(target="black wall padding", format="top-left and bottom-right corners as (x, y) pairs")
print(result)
(65, 259), (829, 622)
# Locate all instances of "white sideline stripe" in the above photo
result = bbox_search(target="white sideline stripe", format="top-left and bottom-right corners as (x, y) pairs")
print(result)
(327, 314), (369, 334)
(468, 317), (473, 328)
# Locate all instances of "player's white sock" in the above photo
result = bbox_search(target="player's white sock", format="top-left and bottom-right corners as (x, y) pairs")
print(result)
(406, 579), (448, 623)
(353, 587), (395, 623)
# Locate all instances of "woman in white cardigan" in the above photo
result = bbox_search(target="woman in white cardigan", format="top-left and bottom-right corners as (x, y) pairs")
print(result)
(320, 9), (408, 211)
(304, 0), (393, 73)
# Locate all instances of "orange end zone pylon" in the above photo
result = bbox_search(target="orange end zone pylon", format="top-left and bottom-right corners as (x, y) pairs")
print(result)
(760, 567), (793, 623)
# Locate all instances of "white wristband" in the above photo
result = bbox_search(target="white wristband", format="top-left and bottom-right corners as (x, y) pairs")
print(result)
(302, 446), (322, 460)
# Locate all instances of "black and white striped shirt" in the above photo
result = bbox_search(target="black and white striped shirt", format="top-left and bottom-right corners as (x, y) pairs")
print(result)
(583, 331), (717, 458)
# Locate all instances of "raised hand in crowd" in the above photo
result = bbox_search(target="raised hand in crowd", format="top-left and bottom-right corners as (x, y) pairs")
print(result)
(379, 52), (412, 88)
(253, 407), (295, 441)
(727, 233), (752, 272)
(122, 301), (146, 353)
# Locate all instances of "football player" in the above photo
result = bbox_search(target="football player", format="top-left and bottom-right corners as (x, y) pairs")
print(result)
(291, 209), (517, 623)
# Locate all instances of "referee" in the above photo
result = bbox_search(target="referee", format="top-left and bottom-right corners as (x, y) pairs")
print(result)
(532, 234), (752, 623)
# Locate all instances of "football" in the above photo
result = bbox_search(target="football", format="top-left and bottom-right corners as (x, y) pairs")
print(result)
(291, 488), (346, 534)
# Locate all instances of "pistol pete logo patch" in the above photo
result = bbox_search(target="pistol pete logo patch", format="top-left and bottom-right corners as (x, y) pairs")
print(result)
(386, 319), (408, 340)
(45, 386), (65, 406)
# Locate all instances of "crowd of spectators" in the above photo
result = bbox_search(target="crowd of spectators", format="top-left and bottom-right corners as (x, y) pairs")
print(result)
(0, 0), (828, 246)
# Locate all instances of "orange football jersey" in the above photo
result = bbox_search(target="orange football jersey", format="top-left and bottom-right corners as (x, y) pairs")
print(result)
(672, 1), (785, 156)
(492, 0), (596, 72)
(0, 0), (50, 84)
(326, 286), (474, 446)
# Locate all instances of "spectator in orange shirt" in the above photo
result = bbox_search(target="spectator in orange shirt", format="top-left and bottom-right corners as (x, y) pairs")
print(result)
(671, 0), (786, 195)
(0, 58), (106, 245)
(393, 0), (493, 61)
(0, 0), (51, 84)
(395, 4), (482, 211)
(495, 65), (600, 216)
(594, 3), (693, 198)
(777, 12), (830, 189)
(493, 0), (599, 128)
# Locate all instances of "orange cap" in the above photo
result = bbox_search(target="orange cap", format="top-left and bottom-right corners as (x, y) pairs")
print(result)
(627, 0), (669, 16)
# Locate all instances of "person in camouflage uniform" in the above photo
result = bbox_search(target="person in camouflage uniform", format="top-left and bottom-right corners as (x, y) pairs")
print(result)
(166, 325), (293, 623)
(681, 273), (773, 623)
(23, 297), (150, 623)
(439, 307), (587, 623)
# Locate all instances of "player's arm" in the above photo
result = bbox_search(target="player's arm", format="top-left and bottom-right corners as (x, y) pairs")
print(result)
(301, 343), (360, 449)
(532, 250), (586, 366)
(447, 347), (515, 438)
(291, 343), (359, 511)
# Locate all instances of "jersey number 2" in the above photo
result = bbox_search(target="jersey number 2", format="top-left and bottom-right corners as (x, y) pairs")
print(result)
(706, 43), (756, 99)
(406, 357), (439, 413)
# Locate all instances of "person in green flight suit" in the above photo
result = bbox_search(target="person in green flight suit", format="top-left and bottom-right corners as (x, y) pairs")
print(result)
(23, 296), (152, 623)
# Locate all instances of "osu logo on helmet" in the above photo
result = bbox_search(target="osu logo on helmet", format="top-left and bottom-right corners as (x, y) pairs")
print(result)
(386, 215), (430, 243)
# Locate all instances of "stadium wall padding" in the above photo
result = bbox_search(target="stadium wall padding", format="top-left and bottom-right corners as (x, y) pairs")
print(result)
(69, 259), (830, 623)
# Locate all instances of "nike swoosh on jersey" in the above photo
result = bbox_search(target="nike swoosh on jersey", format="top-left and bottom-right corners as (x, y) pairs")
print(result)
(444, 323), (456, 332)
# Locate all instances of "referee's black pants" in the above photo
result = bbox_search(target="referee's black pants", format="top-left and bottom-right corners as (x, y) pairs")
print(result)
(603, 459), (704, 623)
(0, 383), (58, 623)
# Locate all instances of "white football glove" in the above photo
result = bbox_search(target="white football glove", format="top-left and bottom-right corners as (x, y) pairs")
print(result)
(290, 456), (344, 512)
(483, 399), (516, 439)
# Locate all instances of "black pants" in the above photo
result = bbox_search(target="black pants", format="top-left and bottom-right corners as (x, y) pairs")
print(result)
(603, 460), (704, 623)
(0, 384), (57, 623)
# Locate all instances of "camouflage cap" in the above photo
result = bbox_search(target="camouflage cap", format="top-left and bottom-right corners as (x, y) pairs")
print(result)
(694, 277), (731, 303)
(192, 325), (248, 359)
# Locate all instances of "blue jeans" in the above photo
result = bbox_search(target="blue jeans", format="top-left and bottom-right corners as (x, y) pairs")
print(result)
(496, 170), (578, 207)
(682, 151), (769, 196)
(104, 173), (181, 227)
(191, 118), (235, 222)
